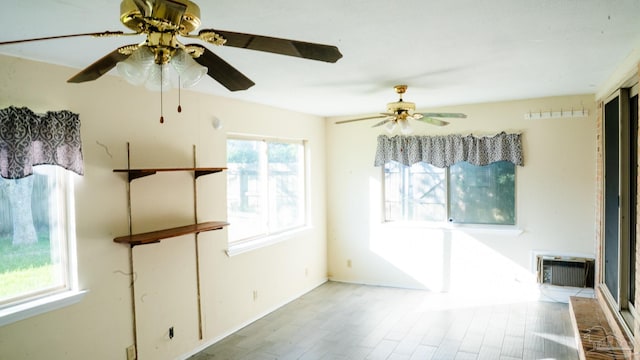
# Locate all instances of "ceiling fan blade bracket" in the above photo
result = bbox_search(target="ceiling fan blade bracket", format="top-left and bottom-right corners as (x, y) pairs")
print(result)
(183, 44), (205, 58)
(92, 31), (127, 38)
(118, 44), (141, 55)
(197, 30), (227, 46)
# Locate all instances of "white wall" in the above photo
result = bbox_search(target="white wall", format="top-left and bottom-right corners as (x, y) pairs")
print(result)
(326, 95), (597, 296)
(0, 55), (327, 360)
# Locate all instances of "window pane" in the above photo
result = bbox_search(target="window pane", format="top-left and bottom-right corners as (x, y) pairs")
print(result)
(268, 142), (304, 232)
(227, 138), (306, 242)
(227, 139), (266, 241)
(384, 162), (446, 221)
(448, 161), (516, 225)
(0, 166), (68, 306)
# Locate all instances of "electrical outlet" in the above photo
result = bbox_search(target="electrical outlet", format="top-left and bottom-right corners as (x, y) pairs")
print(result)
(126, 345), (136, 360)
(169, 326), (174, 339)
(305, 268), (309, 277)
(347, 259), (352, 268)
(253, 290), (258, 301)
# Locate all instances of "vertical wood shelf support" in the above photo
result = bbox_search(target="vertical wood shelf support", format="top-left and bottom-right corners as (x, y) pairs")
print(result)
(125, 142), (139, 360)
(115, 143), (228, 355)
(192, 145), (204, 340)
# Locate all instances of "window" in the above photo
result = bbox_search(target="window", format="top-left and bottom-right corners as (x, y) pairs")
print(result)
(602, 84), (638, 332)
(227, 137), (306, 242)
(0, 166), (78, 316)
(384, 161), (516, 225)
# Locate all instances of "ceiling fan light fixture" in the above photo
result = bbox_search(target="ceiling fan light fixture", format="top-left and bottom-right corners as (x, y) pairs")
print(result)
(116, 46), (155, 85)
(144, 63), (172, 92)
(399, 119), (413, 134)
(171, 48), (207, 88)
(385, 120), (397, 133)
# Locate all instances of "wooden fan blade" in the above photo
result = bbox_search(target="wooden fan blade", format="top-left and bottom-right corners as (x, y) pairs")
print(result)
(335, 115), (386, 124)
(420, 112), (467, 118)
(189, 45), (255, 91)
(0, 31), (129, 46)
(152, 0), (187, 26)
(419, 117), (450, 126)
(373, 118), (393, 128)
(67, 47), (134, 83)
(202, 29), (342, 63)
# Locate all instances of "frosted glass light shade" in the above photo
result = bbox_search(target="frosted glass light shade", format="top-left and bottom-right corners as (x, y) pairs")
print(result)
(171, 49), (208, 88)
(145, 64), (172, 92)
(399, 119), (413, 134)
(116, 46), (154, 85)
(385, 120), (397, 133)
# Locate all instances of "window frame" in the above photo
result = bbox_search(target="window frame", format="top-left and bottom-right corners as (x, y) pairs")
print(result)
(225, 135), (309, 255)
(601, 83), (639, 336)
(0, 166), (85, 327)
(382, 160), (517, 227)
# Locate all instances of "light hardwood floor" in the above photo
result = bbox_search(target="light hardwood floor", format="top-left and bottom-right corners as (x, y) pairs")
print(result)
(189, 281), (580, 360)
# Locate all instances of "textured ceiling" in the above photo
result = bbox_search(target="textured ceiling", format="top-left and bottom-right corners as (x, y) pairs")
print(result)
(1, 0), (640, 116)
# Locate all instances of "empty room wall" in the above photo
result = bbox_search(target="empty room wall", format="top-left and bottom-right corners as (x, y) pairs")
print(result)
(326, 94), (597, 296)
(0, 54), (328, 360)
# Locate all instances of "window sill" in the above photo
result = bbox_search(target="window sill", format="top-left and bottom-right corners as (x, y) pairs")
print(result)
(0, 290), (88, 327)
(226, 226), (312, 257)
(381, 221), (523, 236)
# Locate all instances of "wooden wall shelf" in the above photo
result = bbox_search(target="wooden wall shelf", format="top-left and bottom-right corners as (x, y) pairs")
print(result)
(113, 167), (226, 182)
(115, 144), (224, 347)
(113, 162), (228, 247)
(114, 221), (229, 246)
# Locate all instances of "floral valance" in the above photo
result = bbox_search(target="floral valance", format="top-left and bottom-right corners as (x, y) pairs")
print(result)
(374, 132), (523, 168)
(0, 106), (83, 179)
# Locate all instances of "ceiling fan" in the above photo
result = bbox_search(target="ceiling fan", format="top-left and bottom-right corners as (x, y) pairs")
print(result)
(0, 0), (343, 91)
(335, 85), (467, 133)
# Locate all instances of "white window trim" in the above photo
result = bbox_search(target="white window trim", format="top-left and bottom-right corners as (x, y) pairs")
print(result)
(225, 226), (313, 257)
(0, 169), (85, 327)
(0, 289), (87, 327)
(226, 134), (309, 251)
(380, 219), (523, 236)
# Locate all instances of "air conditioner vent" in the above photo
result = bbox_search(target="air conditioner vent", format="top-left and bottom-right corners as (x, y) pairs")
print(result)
(536, 256), (595, 288)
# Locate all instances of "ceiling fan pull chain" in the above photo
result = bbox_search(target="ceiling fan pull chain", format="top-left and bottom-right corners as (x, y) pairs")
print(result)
(159, 68), (165, 124)
(177, 77), (183, 113)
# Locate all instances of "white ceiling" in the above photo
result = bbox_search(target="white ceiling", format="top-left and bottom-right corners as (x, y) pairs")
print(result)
(1, 0), (640, 117)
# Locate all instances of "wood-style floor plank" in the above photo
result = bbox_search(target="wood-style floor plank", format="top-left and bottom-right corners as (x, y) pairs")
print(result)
(189, 282), (581, 360)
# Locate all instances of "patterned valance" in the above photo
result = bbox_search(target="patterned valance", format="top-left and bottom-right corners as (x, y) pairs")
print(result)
(0, 106), (83, 179)
(374, 132), (523, 167)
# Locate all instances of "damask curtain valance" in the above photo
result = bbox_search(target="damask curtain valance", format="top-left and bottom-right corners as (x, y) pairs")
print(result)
(0, 106), (83, 179)
(374, 132), (523, 168)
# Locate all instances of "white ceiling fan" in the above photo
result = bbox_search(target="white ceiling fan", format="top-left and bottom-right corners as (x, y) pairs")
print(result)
(335, 85), (466, 133)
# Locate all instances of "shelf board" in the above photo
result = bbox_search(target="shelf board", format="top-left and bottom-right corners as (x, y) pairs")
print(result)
(114, 221), (229, 246)
(113, 167), (226, 181)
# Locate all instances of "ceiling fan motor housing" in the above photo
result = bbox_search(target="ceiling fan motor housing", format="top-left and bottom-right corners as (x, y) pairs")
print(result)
(387, 100), (416, 119)
(120, 0), (202, 35)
